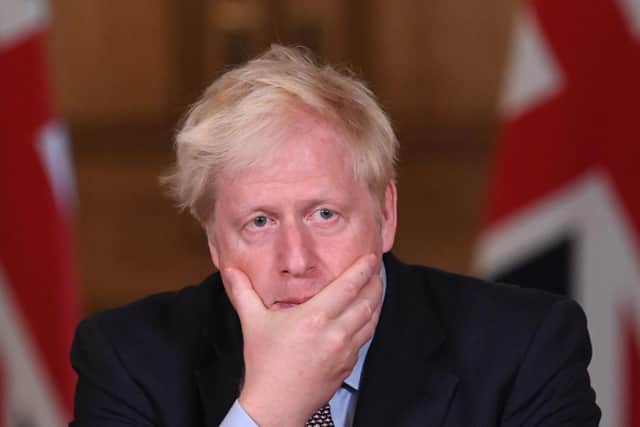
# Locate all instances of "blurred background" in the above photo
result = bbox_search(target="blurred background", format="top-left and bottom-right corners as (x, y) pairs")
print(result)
(2, 0), (639, 426)
(48, 0), (512, 315)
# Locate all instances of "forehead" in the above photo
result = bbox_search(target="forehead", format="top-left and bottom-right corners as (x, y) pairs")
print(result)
(227, 109), (353, 176)
(215, 112), (364, 209)
(259, 116), (350, 175)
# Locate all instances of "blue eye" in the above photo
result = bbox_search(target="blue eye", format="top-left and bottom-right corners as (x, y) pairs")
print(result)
(317, 208), (334, 220)
(252, 215), (268, 227)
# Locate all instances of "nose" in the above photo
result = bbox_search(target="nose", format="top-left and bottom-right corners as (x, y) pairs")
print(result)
(278, 219), (315, 277)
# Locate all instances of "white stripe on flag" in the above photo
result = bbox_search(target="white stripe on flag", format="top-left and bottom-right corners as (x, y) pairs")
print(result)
(0, 263), (66, 427)
(499, 4), (563, 119)
(0, 357), (7, 427)
(616, 0), (640, 38)
(0, 0), (47, 49)
(37, 120), (77, 213)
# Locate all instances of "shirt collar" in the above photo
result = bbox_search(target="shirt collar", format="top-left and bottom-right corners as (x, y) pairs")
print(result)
(343, 261), (387, 391)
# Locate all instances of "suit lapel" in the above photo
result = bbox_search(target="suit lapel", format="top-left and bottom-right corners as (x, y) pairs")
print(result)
(354, 254), (459, 427)
(194, 275), (245, 427)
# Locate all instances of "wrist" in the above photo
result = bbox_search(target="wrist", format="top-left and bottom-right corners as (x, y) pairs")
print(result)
(239, 388), (307, 427)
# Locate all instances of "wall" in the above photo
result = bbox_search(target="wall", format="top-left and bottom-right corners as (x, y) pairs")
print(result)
(46, 0), (518, 315)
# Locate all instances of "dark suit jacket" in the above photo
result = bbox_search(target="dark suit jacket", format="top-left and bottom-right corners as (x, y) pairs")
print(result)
(70, 253), (600, 426)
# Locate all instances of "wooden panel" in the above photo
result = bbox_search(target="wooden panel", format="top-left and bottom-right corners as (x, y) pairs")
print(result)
(71, 126), (212, 314)
(367, 0), (515, 138)
(46, 0), (516, 135)
(201, 0), (352, 81)
(394, 145), (491, 273)
(281, 0), (350, 61)
(203, 0), (274, 79)
(48, 0), (173, 125)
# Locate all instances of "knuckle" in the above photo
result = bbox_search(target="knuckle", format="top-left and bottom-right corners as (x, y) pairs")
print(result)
(343, 277), (361, 299)
(303, 312), (326, 333)
(359, 300), (373, 317)
(325, 329), (347, 352)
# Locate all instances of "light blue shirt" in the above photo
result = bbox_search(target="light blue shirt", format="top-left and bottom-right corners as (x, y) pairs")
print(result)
(220, 264), (387, 427)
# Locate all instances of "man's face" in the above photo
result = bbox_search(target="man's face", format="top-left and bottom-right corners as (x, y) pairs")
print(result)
(207, 112), (397, 310)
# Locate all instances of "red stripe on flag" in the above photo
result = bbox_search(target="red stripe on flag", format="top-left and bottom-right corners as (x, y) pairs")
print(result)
(0, 32), (79, 418)
(486, 0), (640, 240)
(483, 0), (640, 424)
(486, 95), (591, 226)
(534, 0), (636, 83)
(532, 0), (640, 242)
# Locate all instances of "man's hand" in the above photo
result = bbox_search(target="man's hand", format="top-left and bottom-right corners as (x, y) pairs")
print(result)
(221, 253), (383, 427)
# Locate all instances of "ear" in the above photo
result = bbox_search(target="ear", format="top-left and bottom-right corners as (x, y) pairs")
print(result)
(206, 226), (221, 269)
(381, 181), (398, 253)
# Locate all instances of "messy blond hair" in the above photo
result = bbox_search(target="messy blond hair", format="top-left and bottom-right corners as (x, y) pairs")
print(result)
(163, 44), (398, 223)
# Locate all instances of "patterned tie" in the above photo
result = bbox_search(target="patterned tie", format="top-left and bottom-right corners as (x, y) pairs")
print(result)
(305, 403), (335, 427)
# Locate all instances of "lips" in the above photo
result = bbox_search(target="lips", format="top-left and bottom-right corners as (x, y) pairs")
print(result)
(273, 302), (298, 309)
(272, 295), (313, 309)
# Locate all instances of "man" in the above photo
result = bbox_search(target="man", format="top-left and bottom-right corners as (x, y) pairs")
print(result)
(70, 45), (600, 426)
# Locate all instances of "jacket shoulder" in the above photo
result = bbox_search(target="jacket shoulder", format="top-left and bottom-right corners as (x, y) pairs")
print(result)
(70, 273), (225, 425)
(86, 273), (222, 354)
(402, 260), (578, 332)
(387, 257), (590, 372)
(386, 258), (599, 424)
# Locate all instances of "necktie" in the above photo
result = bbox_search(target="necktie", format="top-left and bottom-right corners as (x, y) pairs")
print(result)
(305, 403), (335, 427)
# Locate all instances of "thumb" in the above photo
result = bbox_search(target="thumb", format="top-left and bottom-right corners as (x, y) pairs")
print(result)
(222, 267), (265, 322)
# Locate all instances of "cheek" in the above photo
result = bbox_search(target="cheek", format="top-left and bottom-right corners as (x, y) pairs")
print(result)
(221, 240), (270, 273)
(214, 231), (260, 273)
(218, 235), (281, 287)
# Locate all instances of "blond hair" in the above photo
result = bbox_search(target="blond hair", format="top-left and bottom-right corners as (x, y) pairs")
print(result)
(163, 44), (398, 223)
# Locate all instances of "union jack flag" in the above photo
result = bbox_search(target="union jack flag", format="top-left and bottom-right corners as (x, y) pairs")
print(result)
(476, 0), (640, 425)
(0, 0), (80, 425)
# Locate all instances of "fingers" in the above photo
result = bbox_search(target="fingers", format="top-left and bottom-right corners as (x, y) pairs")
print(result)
(313, 253), (378, 317)
(327, 274), (382, 352)
(351, 302), (382, 349)
(222, 267), (266, 322)
(350, 276), (383, 348)
(338, 275), (383, 331)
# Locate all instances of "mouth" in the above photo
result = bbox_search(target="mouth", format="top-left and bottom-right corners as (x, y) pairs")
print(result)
(272, 302), (298, 309)
(272, 296), (313, 310)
